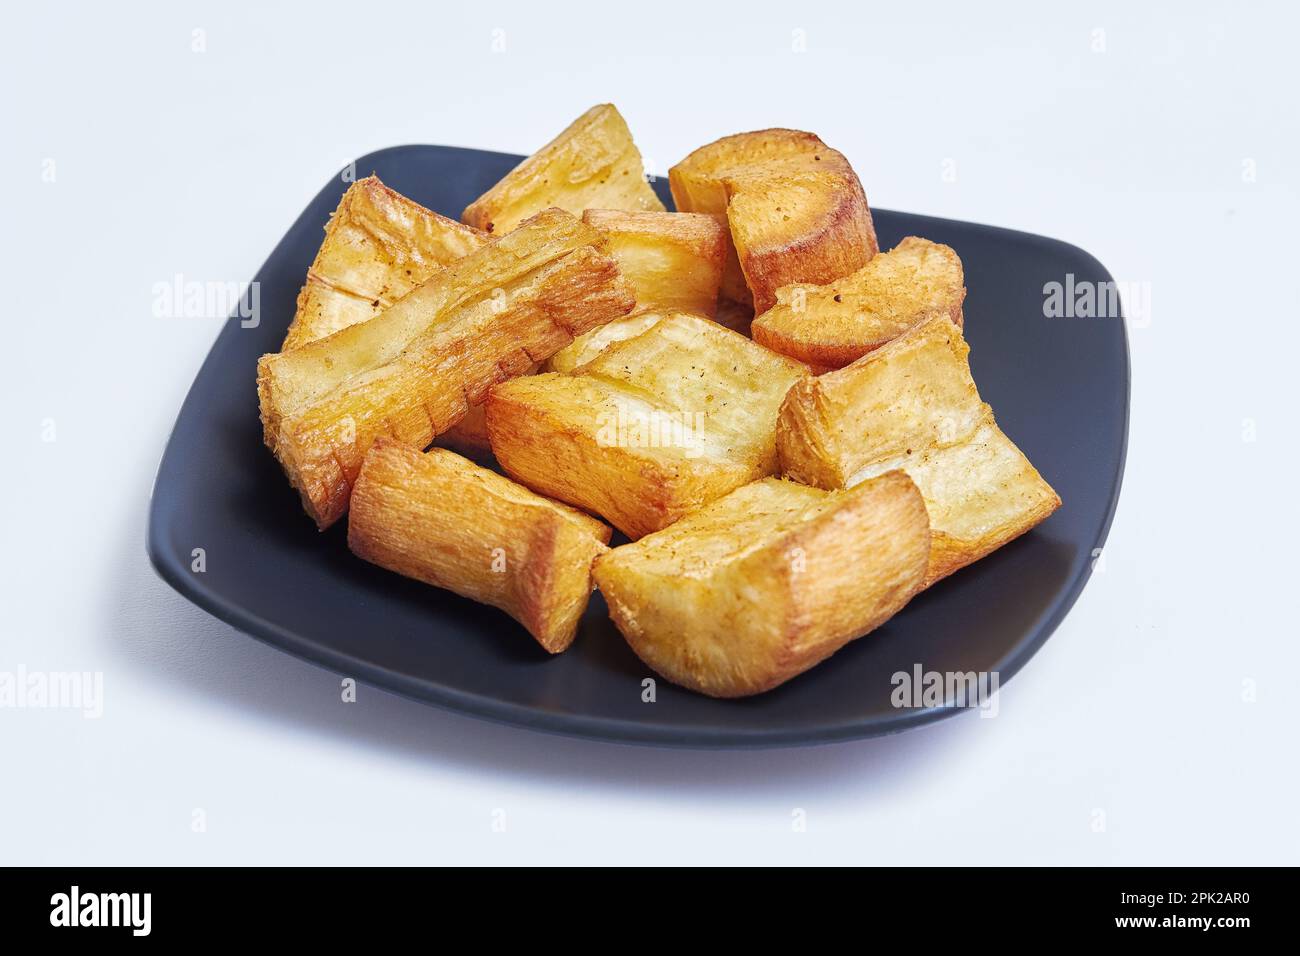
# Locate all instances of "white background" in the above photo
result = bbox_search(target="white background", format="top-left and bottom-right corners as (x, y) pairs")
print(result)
(2, 0), (1297, 865)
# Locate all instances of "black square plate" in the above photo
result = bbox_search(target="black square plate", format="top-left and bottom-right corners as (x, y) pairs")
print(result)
(147, 144), (1128, 747)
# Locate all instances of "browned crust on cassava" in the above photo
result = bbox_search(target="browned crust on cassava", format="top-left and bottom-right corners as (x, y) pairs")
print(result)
(775, 316), (1061, 586)
(580, 209), (727, 317)
(669, 128), (878, 313)
(484, 314), (810, 539)
(462, 104), (664, 235)
(485, 377), (754, 539)
(735, 175), (875, 313)
(258, 208), (635, 530)
(752, 236), (966, 368)
(593, 472), (930, 697)
(923, 485), (1061, 589)
(348, 440), (610, 652)
(284, 176), (487, 352)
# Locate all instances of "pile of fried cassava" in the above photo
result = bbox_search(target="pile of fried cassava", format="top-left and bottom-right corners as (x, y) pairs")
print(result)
(257, 105), (1059, 698)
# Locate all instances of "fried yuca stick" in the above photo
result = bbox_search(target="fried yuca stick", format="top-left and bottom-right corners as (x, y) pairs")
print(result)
(462, 104), (664, 235)
(258, 208), (635, 529)
(777, 316), (1061, 586)
(669, 128), (878, 312)
(538, 208), (728, 374)
(349, 441), (611, 653)
(752, 236), (966, 369)
(593, 473), (930, 697)
(284, 175), (488, 351)
(276, 175), (494, 454)
(486, 313), (810, 539)
(579, 209), (727, 317)
(543, 309), (665, 374)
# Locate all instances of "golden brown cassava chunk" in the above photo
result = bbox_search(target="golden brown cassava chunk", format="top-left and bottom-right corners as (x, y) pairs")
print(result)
(280, 176), (490, 452)
(284, 176), (487, 351)
(752, 237), (966, 368)
(462, 104), (665, 235)
(541, 206), (728, 375)
(669, 129), (878, 313)
(580, 209), (727, 317)
(776, 316), (1061, 586)
(542, 310), (666, 374)
(258, 208), (635, 529)
(593, 473), (930, 697)
(348, 441), (611, 653)
(486, 313), (809, 539)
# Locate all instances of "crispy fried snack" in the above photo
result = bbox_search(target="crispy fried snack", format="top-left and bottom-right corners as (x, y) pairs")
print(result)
(462, 104), (665, 235)
(258, 208), (635, 529)
(539, 207), (727, 375)
(777, 316), (1060, 586)
(486, 314), (810, 539)
(580, 209), (727, 317)
(542, 310), (665, 374)
(281, 176), (490, 452)
(752, 237), (966, 368)
(284, 176), (487, 351)
(349, 441), (611, 653)
(669, 129), (878, 313)
(594, 472), (930, 697)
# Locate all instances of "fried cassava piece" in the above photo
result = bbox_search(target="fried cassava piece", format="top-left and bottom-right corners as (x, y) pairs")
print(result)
(777, 316), (1060, 586)
(579, 209), (727, 317)
(752, 237), (966, 368)
(349, 441), (611, 653)
(258, 208), (635, 529)
(486, 313), (809, 539)
(540, 209), (727, 373)
(543, 309), (665, 374)
(462, 104), (664, 235)
(594, 472), (930, 697)
(279, 175), (492, 452)
(284, 175), (487, 351)
(669, 128), (878, 313)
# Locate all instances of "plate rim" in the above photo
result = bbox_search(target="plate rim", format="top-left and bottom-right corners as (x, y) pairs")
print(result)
(146, 143), (1131, 749)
